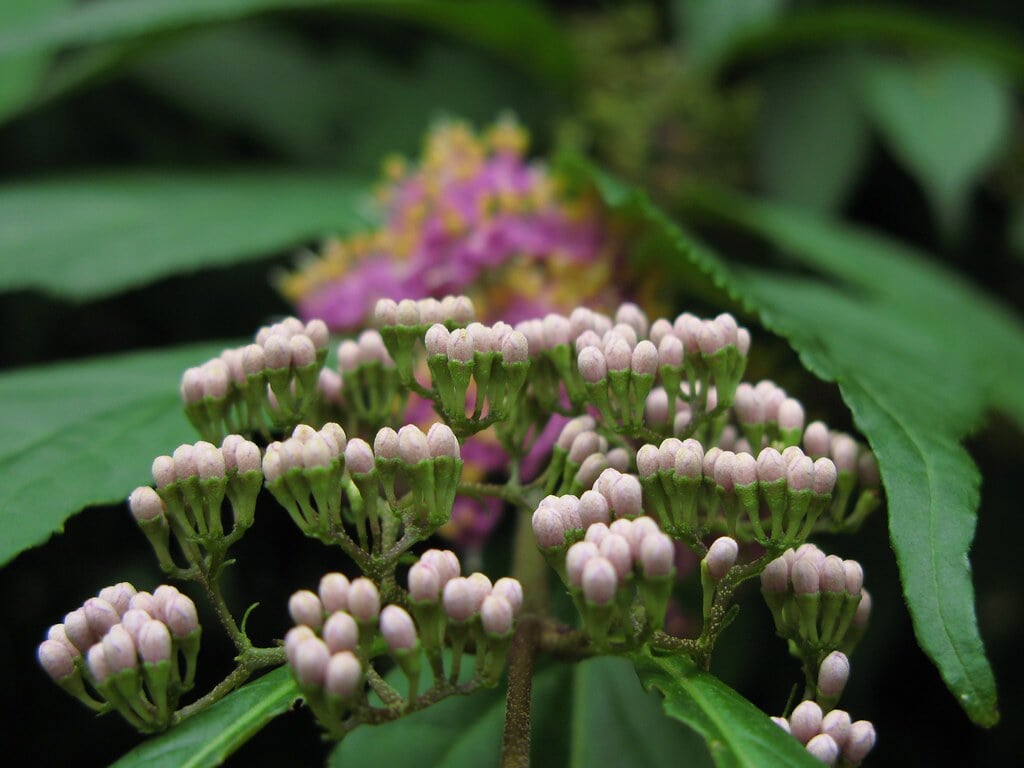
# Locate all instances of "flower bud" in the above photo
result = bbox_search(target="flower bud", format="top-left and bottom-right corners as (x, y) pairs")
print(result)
(844, 721), (876, 762)
(337, 340), (361, 372)
(284, 625), (316, 667)
(714, 451), (736, 493)
(97, 583), (137, 617)
(843, 561), (864, 595)
(302, 436), (333, 469)
(151, 455), (177, 489)
(610, 474), (643, 518)
(241, 343), (266, 375)
(631, 340), (658, 376)
(138, 620), (172, 664)
(398, 425), (430, 464)
(380, 605), (418, 652)
(481, 595), (515, 636)
(102, 625), (138, 673)
(374, 298), (399, 327)
(792, 558), (821, 595)
(374, 427), (400, 460)
(87, 644), (111, 684)
(817, 651), (850, 698)
(714, 313), (739, 346)
(501, 331), (529, 363)
(598, 534), (633, 579)
(821, 556), (846, 593)
(263, 334), (291, 370)
(584, 522), (610, 546)
(657, 334), (684, 367)
(566, 542), (600, 588)
(492, 578), (523, 615)
(777, 398), (805, 432)
(640, 533), (675, 578)
(443, 577), (477, 622)
(705, 537), (739, 581)
(120, 609), (151, 642)
(304, 319), (329, 350)
(581, 557), (618, 606)
(806, 734), (839, 765)
(129, 591), (157, 616)
(821, 709), (851, 750)
(787, 456), (815, 491)
(578, 490), (611, 528)
(830, 434), (859, 474)
(420, 549), (460, 584)
(636, 445), (660, 479)
(152, 585), (182, 621)
(408, 563), (441, 602)
(38, 640), (76, 681)
(733, 384), (764, 425)
(319, 573), (350, 614)
(532, 505), (565, 549)
(648, 318), (673, 347)
(348, 578), (381, 623)
(697, 321), (724, 355)
(344, 439), (375, 474)
(425, 323), (451, 357)
(165, 594), (200, 638)
(427, 423), (460, 459)
(323, 611), (359, 654)
(812, 458), (837, 495)
(790, 700), (824, 744)
(737, 328), (751, 355)
(447, 328), (473, 363)
(326, 651), (363, 699)
(604, 338), (632, 372)
(289, 590), (324, 629)
(771, 716), (791, 734)
(803, 421), (831, 458)
(83, 598), (120, 637)
(129, 487), (165, 522)
(293, 637), (330, 688)
(420, 297), (445, 325)
(47, 624), (78, 656)
(761, 557), (789, 593)
(577, 346), (607, 383)
(397, 298), (420, 327)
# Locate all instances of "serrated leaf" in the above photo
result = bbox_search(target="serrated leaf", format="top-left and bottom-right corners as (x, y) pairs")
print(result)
(756, 50), (869, 211)
(0, 340), (229, 567)
(583, 162), (1014, 726)
(633, 653), (821, 768)
(860, 56), (1013, 237)
(110, 667), (299, 768)
(0, 173), (372, 299)
(570, 656), (711, 768)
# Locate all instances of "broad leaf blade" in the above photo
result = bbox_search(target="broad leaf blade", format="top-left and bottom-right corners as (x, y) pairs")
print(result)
(0, 341), (228, 567)
(633, 653), (821, 768)
(0, 172), (372, 299)
(110, 667), (299, 768)
(0, 0), (69, 119)
(570, 656), (711, 768)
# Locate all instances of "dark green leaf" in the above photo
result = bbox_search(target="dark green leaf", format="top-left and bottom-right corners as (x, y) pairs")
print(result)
(860, 56), (1013, 236)
(570, 656), (711, 768)
(0, 341), (228, 567)
(673, 0), (785, 69)
(756, 50), (869, 211)
(584, 163), (1012, 725)
(633, 653), (821, 767)
(0, 0), (69, 119)
(0, 172), (372, 299)
(110, 667), (299, 768)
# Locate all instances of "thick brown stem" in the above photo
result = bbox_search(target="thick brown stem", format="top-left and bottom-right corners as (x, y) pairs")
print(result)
(500, 618), (539, 768)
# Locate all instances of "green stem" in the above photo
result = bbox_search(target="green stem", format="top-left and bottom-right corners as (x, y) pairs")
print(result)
(172, 647), (285, 723)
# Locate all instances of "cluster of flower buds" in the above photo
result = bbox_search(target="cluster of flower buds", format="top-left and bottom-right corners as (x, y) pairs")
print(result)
(285, 558), (522, 734)
(327, 330), (401, 430)
(727, 379), (806, 449)
(761, 544), (870, 661)
(181, 317), (329, 441)
(542, 416), (632, 496)
(773, 700), (876, 766)
(531, 484), (676, 645)
(423, 321), (530, 431)
(38, 583), (200, 732)
(373, 295), (475, 383)
(130, 436), (263, 569)
(637, 438), (838, 544)
(803, 423), (881, 529)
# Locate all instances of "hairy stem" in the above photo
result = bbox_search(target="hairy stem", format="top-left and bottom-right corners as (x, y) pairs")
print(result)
(500, 618), (539, 768)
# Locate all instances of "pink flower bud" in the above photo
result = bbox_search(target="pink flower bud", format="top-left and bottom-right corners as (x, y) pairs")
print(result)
(289, 590), (324, 629)
(542, 314), (570, 348)
(818, 651), (850, 698)
(481, 595), (515, 636)
(419, 297), (445, 325)
(737, 328), (751, 356)
(180, 367), (205, 404)
(714, 451), (737, 493)
(102, 625), (137, 673)
(374, 427), (399, 460)
(578, 490), (611, 528)
(803, 421), (831, 458)
(241, 343), (266, 375)
(582, 557), (618, 606)
(792, 558), (821, 595)
(380, 605), (418, 652)
(532, 505), (564, 549)
(322, 611), (359, 654)
(636, 445), (660, 478)
(165, 594), (199, 638)
(129, 486), (165, 523)
(293, 637), (330, 688)
(703, 446), (723, 478)
(284, 625), (316, 667)
(567, 432), (599, 464)
(787, 456), (815, 491)
(408, 563), (441, 602)
(446, 295), (473, 324)
(138, 620), (172, 664)
(447, 328), (473, 363)
(172, 444), (197, 479)
(594, 468), (622, 501)
(466, 322), (492, 353)
(312, 573), (349, 615)
(806, 734), (839, 765)
(397, 298), (420, 327)
(610, 475), (643, 518)
(771, 716), (791, 734)
(290, 335), (317, 367)
(714, 313), (739, 346)
(644, 388), (669, 425)
(425, 323), (451, 357)
(337, 340), (361, 372)
(640, 533), (675, 578)
(466, 572), (492, 609)
(97, 583), (137, 617)
(577, 346), (607, 383)
(575, 329), (602, 351)
(778, 398), (805, 432)
(263, 333), (291, 369)
(262, 450), (283, 483)
(631, 340), (658, 376)
(304, 319), (329, 350)
(443, 577), (477, 622)
(374, 298), (399, 327)
(733, 384), (764, 425)
(152, 584), (181, 621)
(732, 452), (757, 488)
(38, 640), (76, 681)
(419, 549), (460, 585)
(203, 360), (230, 399)
(194, 442), (226, 480)
(326, 651), (363, 699)
(628, 516), (662, 556)
(615, 302), (648, 337)
(697, 321), (724, 355)
(584, 522), (610, 546)
(120, 609), (150, 642)
(492, 578), (523, 615)
(843, 560), (864, 596)
(556, 495), (583, 531)
(761, 557), (789, 593)
(129, 591), (157, 616)
(47, 624), (78, 657)
(648, 318), (673, 347)
(344, 439), (375, 474)
(705, 537), (739, 580)
(347, 578), (381, 622)
(657, 335), (684, 367)
(83, 598), (120, 637)
(844, 721), (876, 762)
(790, 700), (824, 744)
(425, 423), (459, 460)
(87, 644), (111, 684)
(151, 456), (176, 489)
(566, 542), (600, 588)
(397, 425), (430, 465)
(500, 330), (529, 363)
(292, 425), (317, 443)
(821, 556), (846, 593)
(605, 449), (632, 473)
(674, 447), (703, 480)
(821, 709), (851, 751)
(598, 534), (633, 579)
(604, 338), (632, 372)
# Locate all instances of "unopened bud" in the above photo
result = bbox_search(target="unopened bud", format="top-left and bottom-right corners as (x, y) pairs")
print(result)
(165, 594), (200, 638)
(325, 651), (363, 699)
(761, 557), (789, 593)
(289, 335), (317, 367)
(806, 734), (839, 765)
(577, 347), (607, 383)
(790, 700), (824, 744)
(610, 475), (643, 518)
(492, 578), (523, 615)
(397, 299), (420, 327)
(704, 536), (738, 580)
(138, 620), (172, 664)
(319, 573), (350, 614)
(293, 637), (330, 688)
(284, 625), (316, 667)
(843, 561), (864, 596)
(102, 625), (137, 673)
(821, 709), (851, 750)
(83, 598), (120, 637)
(598, 534), (633, 579)
(581, 557), (618, 606)
(427, 423), (460, 458)
(129, 486), (165, 522)
(771, 716), (791, 734)
(812, 458), (838, 495)
(443, 577), (477, 622)
(804, 422), (831, 458)
(323, 611), (359, 654)
(374, 428), (400, 460)
(844, 721), (876, 762)
(87, 644), (111, 684)
(788, 456), (815, 491)
(697, 321), (725, 355)
(792, 558), (821, 595)
(532, 506), (565, 549)
(578, 490), (611, 527)
(344, 439), (375, 474)
(481, 595), (515, 636)
(818, 652), (850, 698)
(631, 340), (658, 376)
(380, 605), (418, 652)
(38, 640), (76, 681)
(566, 542), (600, 588)
(172, 444), (197, 479)
(289, 590), (324, 629)
(397, 425), (430, 464)
(501, 331), (529, 363)
(374, 298), (399, 327)
(347, 578), (381, 623)
(657, 335), (684, 367)
(640, 533), (675, 578)
(409, 563), (441, 602)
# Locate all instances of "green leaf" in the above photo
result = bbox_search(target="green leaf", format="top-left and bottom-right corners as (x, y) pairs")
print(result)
(329, 665), (571, 768)
(110, 666), (299, 768)
(633, 653), (821, 768)
(570, 656), (711, 768)
(673, 0), (785, 69)
(0, 172), (372, 299)
(0, 340), (229, 567)
(756, 50), (869, 211)
(860, 56), (1013, 237)
(583, 162), (1013, 725)
(0, 0), (572, 102)
(0, 0), (70, 119)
